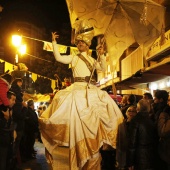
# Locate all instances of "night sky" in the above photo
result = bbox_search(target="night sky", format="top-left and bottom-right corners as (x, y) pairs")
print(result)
(0, 0), (97, 78)
(0, 0), (73, 59)
(0, 0), (97, 54)
(0, 0), (70, 32)
(0, 0), (74, 79)
(0, 0), (72, 49)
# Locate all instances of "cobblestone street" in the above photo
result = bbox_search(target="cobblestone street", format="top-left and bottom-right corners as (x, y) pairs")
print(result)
(19, 141), (49, 170)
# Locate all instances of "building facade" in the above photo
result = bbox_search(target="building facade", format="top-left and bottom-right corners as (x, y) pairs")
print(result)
(97, 0), (170, 96)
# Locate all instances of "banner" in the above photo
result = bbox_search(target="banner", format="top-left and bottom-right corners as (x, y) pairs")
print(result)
(70, 47), (92, 56)
(43, 41), (67, 53)
(70, 47), (79, 56)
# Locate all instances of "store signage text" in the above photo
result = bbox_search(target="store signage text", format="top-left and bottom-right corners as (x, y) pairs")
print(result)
(146, 29), (170, 60)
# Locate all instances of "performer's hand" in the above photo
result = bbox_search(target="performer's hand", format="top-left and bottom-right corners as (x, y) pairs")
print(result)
(52, 32), (59, 41)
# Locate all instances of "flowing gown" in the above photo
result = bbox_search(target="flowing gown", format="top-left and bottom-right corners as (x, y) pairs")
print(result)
(39, 41), (124, 169)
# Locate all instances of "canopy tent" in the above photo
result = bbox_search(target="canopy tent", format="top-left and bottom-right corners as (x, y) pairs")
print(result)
(66, 0), (165, 73)
(23, 93), (51, 102)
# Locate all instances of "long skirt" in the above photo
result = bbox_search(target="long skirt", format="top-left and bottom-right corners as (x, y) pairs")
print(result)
(39, 82), (123, 170)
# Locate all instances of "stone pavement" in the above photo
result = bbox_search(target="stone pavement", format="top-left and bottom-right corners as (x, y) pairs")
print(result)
(19, 142), (115, 170)
(19, 141), (50, 170)
(19, 141), (70, 170)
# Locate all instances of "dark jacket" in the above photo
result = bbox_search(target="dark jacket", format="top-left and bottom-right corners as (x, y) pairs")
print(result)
(10, 84), (23, 103)
(0, 107), (16, 147)
(127, 112), (157, 170)
(158, 106), (170, 163)
(12, 102), (27, 131)
(152, 102), (168, 125)
(10, 84), (27, 131)
(116, 119), (130, 168)
(25, 107), (38, 133)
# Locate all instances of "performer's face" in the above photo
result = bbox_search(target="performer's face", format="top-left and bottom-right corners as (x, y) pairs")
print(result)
(77, 40), (89, 52)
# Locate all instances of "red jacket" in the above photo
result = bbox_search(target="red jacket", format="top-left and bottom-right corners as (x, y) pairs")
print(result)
(0, 78), (10, 106)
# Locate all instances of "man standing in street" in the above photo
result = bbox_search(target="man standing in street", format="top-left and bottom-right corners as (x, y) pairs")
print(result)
(0, 91), (16, 170)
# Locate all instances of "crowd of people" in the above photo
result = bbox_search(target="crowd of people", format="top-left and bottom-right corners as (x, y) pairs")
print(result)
(0, 71), (170, 170)
(0, 73), (46, 170)
(115, 92), (170, 170)
(0, 18), (170, 170)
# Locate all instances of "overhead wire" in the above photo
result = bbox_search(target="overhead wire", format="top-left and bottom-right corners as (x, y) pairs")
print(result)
(26, 53), (53, 63)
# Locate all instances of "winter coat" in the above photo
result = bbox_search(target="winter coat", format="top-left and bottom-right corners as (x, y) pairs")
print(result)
(10, 84), (23, 103)
(10, 84), (27, 131)
(152, 102), (168, 125)
(12, 102), (27, 131)
(158, 106), (170, 164)
(127, 111), (157, 170)
(0, 107), (16, 147)
(25, 107), (39, 133)
(116, 119), (130, 168)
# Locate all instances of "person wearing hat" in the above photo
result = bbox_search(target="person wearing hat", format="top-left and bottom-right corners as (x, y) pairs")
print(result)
(52, 19), (106, 82)
(23, 99), (38, 159)
(0, 73), (13, 132)
(0, 91), (16, 170)
(39, 19), (124, 170)
(0, 73), (13, 107)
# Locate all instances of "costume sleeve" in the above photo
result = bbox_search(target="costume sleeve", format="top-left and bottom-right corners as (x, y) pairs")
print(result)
(52, 41), (73, 64)
(95, 54), (106, 72)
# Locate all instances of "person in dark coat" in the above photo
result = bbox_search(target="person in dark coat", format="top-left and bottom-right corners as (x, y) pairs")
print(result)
(10, 78), (28, 164)
(157, 95), (170, 170)
(152, 90), (169, 170)
(0, 91), (16, 170)
(24, 99), (39, 159)
(37, 105), (47, 143)
(143, 92), (154, 119)
(127, 99), (157, 170)
(152, 90), (169, 125)
(10, 78), (23, 103)
(116, 106), (137, 170)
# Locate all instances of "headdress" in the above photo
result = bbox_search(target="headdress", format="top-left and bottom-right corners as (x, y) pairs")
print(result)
(73, 19), (94, 46)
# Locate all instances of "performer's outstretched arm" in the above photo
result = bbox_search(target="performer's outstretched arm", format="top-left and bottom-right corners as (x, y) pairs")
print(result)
(52, 32), (73, 64)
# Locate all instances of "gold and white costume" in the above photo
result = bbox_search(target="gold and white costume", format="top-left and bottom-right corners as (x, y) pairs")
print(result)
(39, 38), (123, 170)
